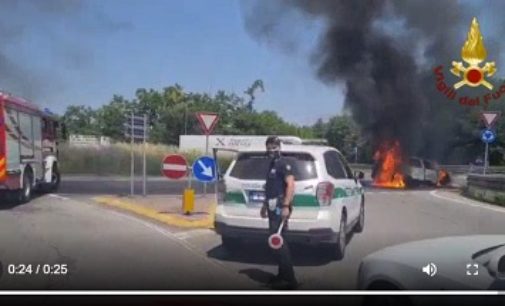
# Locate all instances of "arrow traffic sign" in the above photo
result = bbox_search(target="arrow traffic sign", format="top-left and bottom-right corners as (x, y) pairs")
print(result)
(480, 111), (501, 128)
(481, 128), (497, 144)
(196, 112), (219, 135)
(192, 156), (217, 182)
(162, 154), (188, 180)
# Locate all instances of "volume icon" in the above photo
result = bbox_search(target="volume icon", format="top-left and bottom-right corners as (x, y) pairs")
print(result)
(422, 263), (437, 277)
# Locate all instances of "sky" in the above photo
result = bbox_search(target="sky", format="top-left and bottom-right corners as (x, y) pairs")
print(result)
(2, 0), (504, 127)
(0, 0), (344, 126)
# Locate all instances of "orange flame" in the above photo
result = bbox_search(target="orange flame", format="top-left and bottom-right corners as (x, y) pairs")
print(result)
(372, 141), (406, 188)
(436, 169), (450, 187)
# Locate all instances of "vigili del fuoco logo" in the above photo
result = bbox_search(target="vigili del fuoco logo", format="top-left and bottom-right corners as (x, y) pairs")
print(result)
(434, 17), (503, 107)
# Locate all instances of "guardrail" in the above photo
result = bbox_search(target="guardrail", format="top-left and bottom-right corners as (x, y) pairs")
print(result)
(466, 174), (505, 206)
(467, 174), (505, 190)
(349, 164), (505, 175)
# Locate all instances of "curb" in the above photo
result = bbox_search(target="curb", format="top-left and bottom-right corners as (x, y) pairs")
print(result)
(93, 196), (216, 229)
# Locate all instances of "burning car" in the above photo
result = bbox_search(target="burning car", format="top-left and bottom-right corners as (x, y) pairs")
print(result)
(404, 157), (451, 187)
(371, 141), (450, 188)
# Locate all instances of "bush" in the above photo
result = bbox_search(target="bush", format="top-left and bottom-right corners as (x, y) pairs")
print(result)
(59, 143), (233, 176)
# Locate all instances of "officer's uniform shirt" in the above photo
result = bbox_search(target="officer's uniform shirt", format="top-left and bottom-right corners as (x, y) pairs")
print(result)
(265, 157), (294, 202)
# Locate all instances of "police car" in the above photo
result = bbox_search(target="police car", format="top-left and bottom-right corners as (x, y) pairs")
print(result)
(214, 145), (365, 259)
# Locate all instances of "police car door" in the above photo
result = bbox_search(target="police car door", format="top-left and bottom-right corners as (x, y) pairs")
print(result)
(337, 152), (361, 221)
(323, 150), (360, 223)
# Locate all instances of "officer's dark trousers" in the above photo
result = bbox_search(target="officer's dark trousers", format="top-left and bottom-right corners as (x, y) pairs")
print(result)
(268, 210), (296, 283)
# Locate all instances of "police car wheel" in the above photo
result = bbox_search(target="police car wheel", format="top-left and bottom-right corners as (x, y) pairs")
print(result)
(221, 236), (241, 252)
(355, 197), (365, 233)
(334, 213), (347, 260)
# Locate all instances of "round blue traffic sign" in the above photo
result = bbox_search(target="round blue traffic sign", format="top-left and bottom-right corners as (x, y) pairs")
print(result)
(481, 129), (497, 144)
(192, 156), (217, 182)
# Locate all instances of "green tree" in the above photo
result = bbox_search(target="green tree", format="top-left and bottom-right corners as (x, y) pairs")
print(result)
(312, 118), (326, 138)
(61, 105), (99, 135)
(319, 115), (360, 160)
(244, 79), (264, 111)
(96, 95), (135, 141)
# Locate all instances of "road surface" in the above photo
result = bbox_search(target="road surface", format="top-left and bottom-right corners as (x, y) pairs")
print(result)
(1, 183), (504, 290)
(59, 176), (217, 195)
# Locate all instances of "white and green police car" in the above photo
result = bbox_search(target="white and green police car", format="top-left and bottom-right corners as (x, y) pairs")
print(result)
(214, 145), (365, 259)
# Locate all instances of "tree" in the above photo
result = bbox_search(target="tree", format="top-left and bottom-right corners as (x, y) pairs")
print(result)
(244, 79), (264, 111)
(60, 81), (318, 146)
(312, 118), (326, 138)
(61, 105), (99, 135)
(312, 115), (361, 160)
(96, 95), (135, 141)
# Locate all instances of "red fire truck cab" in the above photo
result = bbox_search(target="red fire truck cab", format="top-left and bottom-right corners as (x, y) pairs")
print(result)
(0, 91), (61, 203)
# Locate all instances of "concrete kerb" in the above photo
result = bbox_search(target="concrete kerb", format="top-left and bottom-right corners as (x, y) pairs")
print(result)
(93, 196), (216, 229)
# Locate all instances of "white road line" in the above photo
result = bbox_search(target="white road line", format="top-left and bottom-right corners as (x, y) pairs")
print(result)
(366, 190), (426, 195)
(48, 194), (70, 201)
(174, 229), (214, 240)
(94, 206), (238, 278)
(429, 190), (505, 214)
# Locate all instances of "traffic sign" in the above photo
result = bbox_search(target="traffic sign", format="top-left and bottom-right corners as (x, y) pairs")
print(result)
(196, 112), (219, 135)
(481, 129), (497, 144)
(192, 156), (217, 182)
(481, 111), (501, 128)
(124, 124), (148, 139)
(124, 114), (148, 140)
(162, 154), (188, 179)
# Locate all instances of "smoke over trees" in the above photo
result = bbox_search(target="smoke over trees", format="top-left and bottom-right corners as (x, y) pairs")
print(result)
(242, 0), (505, 163)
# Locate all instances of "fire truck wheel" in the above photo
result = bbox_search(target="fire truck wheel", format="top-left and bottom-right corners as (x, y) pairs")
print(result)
(18, 169), (33, 204)
(49, 165), (60, 192)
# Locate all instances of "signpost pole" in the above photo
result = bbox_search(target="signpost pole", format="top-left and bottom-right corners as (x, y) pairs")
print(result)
(188, 166), (192, 189)
(142, 114), (147, 196)
(195, 112), (219, 198)
(130, 112), (134, 196)
(484, 142), (489, 175)
(204, 134), (209, 196)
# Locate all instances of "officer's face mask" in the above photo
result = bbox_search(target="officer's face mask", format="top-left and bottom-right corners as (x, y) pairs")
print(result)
(266, 144), (281, 159)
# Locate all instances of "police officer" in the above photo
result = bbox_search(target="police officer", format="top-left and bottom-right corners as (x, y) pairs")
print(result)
(260, 136), (298, 289)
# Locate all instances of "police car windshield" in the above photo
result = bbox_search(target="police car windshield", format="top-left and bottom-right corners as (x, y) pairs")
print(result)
(229, 152), (317, 181)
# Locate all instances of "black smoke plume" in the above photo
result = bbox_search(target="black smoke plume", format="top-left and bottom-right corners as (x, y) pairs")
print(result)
(242, 0), (503, 161)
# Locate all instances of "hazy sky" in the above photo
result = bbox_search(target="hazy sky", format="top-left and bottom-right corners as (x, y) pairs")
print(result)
(0, 0), (344, 125)
(0, 0), (503, 126)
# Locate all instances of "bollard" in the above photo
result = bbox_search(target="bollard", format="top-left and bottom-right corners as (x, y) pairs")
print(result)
(182, 188), (195, 215)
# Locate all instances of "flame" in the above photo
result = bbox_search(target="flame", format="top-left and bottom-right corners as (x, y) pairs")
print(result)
(372, 141), (406, 189)
(461, 17), (487, 65)
(436, 169), (450, 187)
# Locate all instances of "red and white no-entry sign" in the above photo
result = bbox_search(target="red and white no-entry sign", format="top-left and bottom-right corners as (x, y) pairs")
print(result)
(162, 154), (188, 179)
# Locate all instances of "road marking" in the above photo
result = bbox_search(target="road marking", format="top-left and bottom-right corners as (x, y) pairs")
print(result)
(93, 196), (216, 229)
(429, 190), (505, 214)
(174, 229), (214, 240)
(48, 194), (69, 201)
(99, 208), (241, 281)
(366, 190), (428, 195)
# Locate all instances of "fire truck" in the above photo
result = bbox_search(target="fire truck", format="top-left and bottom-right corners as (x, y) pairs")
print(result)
(0, 91), (61, 203)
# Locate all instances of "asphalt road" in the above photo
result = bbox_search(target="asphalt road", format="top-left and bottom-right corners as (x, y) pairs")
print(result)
(59, 176), (218, 195)
(1, 184), (504, 290)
